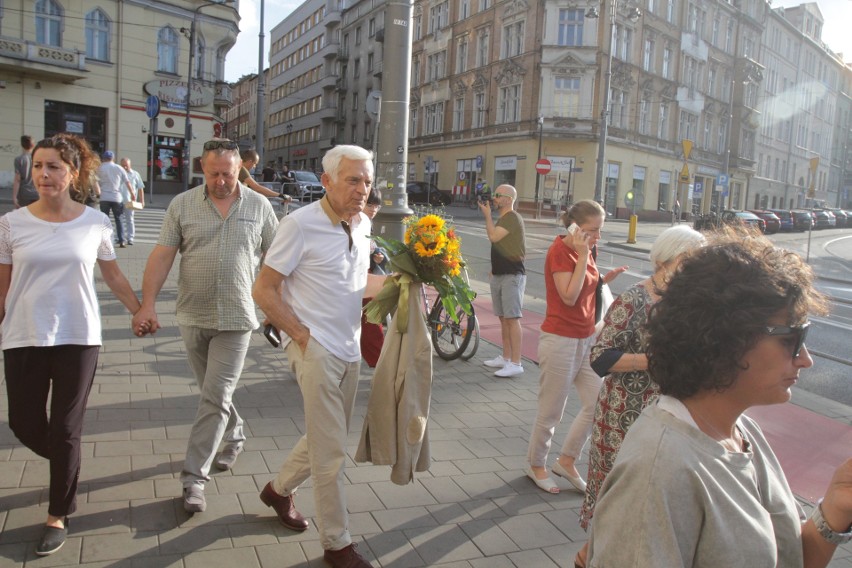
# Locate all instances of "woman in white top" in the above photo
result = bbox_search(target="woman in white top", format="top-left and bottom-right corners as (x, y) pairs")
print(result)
(0, 134), (146, 556)
(587, 231), (852, 568)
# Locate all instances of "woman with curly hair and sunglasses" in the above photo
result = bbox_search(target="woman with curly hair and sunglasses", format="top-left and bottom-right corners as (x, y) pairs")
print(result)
(0, 134), (145, 556)
(587, 231), (852, 568)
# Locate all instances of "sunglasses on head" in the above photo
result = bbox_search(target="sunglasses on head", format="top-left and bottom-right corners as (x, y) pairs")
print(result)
(203, 140), (239, 151)
(764, 322), (810, 359)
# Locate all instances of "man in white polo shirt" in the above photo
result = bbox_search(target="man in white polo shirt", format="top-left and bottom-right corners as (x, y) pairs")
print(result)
(252, 145), (386, 568)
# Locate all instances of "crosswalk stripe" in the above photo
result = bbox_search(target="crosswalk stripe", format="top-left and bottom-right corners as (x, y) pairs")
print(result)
(120, 208), (165, 245)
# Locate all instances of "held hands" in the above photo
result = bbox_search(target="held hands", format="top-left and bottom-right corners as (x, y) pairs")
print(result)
(131, 306), (161, 337)
(603, 265), (629, 284)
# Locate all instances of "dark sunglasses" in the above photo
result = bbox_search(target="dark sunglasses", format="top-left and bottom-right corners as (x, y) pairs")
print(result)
(492, 193), (509, 199)
(203, 140), (238, 151)
(764, 322), (810, 359)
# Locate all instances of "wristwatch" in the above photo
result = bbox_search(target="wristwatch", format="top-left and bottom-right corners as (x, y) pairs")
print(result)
(811, 501), (852, 545)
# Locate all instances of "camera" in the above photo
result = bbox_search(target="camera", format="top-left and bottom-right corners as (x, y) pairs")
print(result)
(263, 324), (281, 348)
(478, 189), (492, 203)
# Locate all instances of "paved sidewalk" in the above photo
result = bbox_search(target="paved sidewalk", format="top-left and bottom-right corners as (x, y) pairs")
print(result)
(0, 193), (850, 566)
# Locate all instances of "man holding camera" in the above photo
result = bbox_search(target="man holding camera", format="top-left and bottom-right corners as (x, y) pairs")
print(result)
(479, 184), (527, 378)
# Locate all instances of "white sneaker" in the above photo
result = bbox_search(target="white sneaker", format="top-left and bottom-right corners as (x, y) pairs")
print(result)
(495, 362), (524, 378)
(483, 356), (507, 368)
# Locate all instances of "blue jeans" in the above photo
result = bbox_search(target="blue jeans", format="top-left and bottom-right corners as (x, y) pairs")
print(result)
(100, 200), (125, 244)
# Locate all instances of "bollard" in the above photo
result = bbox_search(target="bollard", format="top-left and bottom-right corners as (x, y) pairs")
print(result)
(627, 214), (638, 244)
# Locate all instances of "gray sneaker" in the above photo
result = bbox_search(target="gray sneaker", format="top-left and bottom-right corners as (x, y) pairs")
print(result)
(215, 443), (244, 471)
(183, 485), (206, 513)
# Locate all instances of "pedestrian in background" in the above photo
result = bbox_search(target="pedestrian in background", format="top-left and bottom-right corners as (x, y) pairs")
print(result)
(252, 144), (387, 568)
(587, 232), (852, 568)
(13, 135), (39, 208)
(574, 224), (705, 568)
(94, 150), (133, 248)
(0, 133), (145, 556)
(526, 200), (626, 495)
(120, 157), (145, 245)
(239, 149), (285, 199)
(480, 184), (527, 378)
(360, 187), (386, 368)
(132, 139), (278, 513)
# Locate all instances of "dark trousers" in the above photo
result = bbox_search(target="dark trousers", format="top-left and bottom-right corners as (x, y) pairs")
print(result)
(100, 200), (125, 244)
(4, 345), (100, 517)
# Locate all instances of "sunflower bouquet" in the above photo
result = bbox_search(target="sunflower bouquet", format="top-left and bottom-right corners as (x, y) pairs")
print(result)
(364, 213), (475, 333)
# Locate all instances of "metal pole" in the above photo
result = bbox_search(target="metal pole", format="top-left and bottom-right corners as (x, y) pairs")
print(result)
(534, 116), (543, 218)
(183, 17), (196, 192)
(593, 0), (616, 206)
(255, 0), (266, 161)
(372, 0), (414, 242)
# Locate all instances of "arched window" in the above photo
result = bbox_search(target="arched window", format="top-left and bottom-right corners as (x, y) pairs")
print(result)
(85, 8), (110, 61)
(35, 0), (63, 47)
(158, 26), (179, 74)
(194, 33), (205, 80)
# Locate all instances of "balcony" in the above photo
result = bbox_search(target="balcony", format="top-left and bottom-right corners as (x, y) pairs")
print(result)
(319, 72), (339, 90)
(0, 36), (87, 81)
(372, 60), (383, 77)
(214, 82), (233, 107)
(325, 9), (342, 27)
(317, 102), (337, 120)
(337, 46), (349, 61)
(319, 40), (339, 60)
(336, 77), (348, 91)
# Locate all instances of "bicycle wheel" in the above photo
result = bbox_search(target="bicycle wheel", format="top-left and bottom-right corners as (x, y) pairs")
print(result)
(459, 313), (480, 361)
(429, 300), (474, 361)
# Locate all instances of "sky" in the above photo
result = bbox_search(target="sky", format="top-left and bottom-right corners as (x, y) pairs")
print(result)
(223, 0), (852, 83)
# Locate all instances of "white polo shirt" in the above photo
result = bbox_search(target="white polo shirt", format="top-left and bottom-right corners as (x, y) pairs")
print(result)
(263, 197), (370, 362)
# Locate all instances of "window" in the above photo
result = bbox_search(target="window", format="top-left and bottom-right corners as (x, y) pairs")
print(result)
(369, 17), (375, 37)
(413, 14), (422, 41)
(456, 38), (468, 73)
(683, 56), (698, 90)
(708, 67), (716, 98)
(355, 26), (362, 45)
(558, 9), (584, 46)
(476, 28), (490, 67)
(718, 120), (728, 154)
(157, 26), (179, 74)
(502, 21), (524, 58)
(638, 93), (651, 135)
(643, 37), (655, 72)
(427, 51), (447, 81)
(453, 97), (465, 131)
(429, 1), (449, 34)
(473, 92), (486, 127)
(554, 77), (580, 117)
(35, 0), (62, 46)
(411, 56), (421, 86)
(85, 8), (110, 61)
(725, 20), (733, 53)
(678, 110), (697, 141)
(703, 116), (713, 148)
(498, 84), (521, 123)
(666, 0), (674, 23)
(424, 102), (444, 134)
(367, 52), (374, 72)
(658, 102), (669, 140)
(662, 45), (672, 79)
(616, 25), (633, 61)
(410, 107), (419, 137)
(480, 0), (491, 11)
(712, 16), (720, 46)
(194, 34), (205, 79)
(460, 0), (470, 19)
(610, 89), (627, 128)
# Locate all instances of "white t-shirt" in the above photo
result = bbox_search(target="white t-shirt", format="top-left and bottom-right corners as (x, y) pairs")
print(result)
(0, 207), (116, 349)
(263, 199), (370, 362)
(97, 161), (130, 203)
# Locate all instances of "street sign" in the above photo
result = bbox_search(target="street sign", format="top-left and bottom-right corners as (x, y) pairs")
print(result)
(679, 164), (690, 182)
(694, 180), (704, 195)
(475, 155), (483, 170)
(145, 95), (160, 119)
(717, 173), (729, 187)
(682, 139), (693, 161)
(535, 158), (552, 175)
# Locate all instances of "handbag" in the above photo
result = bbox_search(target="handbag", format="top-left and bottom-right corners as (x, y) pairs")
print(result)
(125, 200), (144, 211)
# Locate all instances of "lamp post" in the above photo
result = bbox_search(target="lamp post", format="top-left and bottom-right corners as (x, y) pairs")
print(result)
(586, 2), (640, 209)
(182, 0), (232, 192)
(533, 116), (544, 218)
(255, 0), (266, 165)
(285, 123), (293, 169)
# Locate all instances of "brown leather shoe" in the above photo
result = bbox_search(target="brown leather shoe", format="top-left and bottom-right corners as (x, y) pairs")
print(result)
(323, 543), (372, 568)
(259, 482), (309, 531)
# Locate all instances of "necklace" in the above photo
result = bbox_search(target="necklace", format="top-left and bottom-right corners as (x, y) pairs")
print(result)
(689, 405), (742, 453)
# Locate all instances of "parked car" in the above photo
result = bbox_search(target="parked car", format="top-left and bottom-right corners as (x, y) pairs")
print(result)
(406, 181), (452, 206)
(824, 208), (848, 228)
(791, 210), (815, 231)
(767, 209), (796, 232)
(748, 210), (781, 234)
(812, 209), (836, 229)
(282, 170), (325, 201)
(720, 210), (766, 233)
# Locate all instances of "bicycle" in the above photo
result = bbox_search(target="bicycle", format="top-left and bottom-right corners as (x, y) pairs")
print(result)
(421, 268), (479, 361)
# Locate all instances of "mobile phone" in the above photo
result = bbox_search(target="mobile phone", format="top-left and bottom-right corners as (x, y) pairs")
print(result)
(263, 324), (281, 348)
(567, 223), (580, 235)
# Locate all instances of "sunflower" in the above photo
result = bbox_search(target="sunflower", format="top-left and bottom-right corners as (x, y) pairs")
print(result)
(417, 214), (445, 232)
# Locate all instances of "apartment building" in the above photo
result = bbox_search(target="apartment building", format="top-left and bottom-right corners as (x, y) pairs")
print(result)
(0, 0), (238, 192)
(222, 71), (264, 150)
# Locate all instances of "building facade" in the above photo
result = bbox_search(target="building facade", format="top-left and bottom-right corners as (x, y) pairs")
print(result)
(0, 0), (238, 193)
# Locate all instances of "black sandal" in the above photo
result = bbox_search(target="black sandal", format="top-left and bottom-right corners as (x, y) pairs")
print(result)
(36, 517), (68, 556)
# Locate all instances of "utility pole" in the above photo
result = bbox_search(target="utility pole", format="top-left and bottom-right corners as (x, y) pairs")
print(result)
(372, 0), (414, 241)
(255, 0), (266, 162)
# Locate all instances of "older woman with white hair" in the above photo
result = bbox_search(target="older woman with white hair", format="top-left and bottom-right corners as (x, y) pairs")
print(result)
(574, 224), (705, 568)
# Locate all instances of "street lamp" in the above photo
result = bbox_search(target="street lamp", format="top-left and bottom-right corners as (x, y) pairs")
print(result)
(181, 0), (233, 192)
(285, 123), (293, 169)
(533, 116), (544, 218)
(586, 2), (641, 209)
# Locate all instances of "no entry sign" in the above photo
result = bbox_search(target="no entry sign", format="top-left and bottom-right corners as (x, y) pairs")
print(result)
(535, 159), (551, 175)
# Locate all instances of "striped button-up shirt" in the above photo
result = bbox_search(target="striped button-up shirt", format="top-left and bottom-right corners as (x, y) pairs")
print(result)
(158, 184), (278, 330)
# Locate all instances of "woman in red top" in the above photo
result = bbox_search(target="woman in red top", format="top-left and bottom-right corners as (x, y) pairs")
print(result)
(526, 200), (626, 496)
